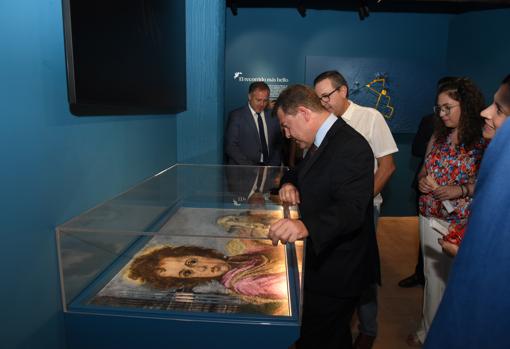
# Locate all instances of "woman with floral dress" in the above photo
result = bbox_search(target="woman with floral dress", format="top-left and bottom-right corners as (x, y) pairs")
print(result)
(408, 77), (487, 346)
(438, 74), (510, 257)
(423, 74), (510, 348)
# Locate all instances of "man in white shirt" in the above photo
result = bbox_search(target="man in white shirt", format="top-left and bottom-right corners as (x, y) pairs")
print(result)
(314, 70), (398, 349)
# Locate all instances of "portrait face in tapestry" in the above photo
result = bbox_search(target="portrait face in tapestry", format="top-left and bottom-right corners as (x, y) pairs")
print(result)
(127, 241), (287, 302)
(157, 255), (231, 278)
(129, 245), (229, 289)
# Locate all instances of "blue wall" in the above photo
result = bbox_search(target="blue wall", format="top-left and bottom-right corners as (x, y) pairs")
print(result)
(447, 9), (510, 98)
(226, 9), (451, 120)
(0, 0), (224, 348)
(226, 9), (451, 215)
(178, 1), (225, 164)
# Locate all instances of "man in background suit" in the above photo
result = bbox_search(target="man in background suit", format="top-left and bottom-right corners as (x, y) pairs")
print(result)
(397, 113), (434, 288)
(225, 81), (283, 166)
(269, 85), (379, 349)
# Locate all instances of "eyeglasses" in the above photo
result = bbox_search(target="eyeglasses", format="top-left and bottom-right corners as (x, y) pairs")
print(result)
(433, 104), (460, 115)
(319, 87), (340, 102)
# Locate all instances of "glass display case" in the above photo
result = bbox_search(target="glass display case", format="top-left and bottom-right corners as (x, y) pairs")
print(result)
(57, 164), (303, 349)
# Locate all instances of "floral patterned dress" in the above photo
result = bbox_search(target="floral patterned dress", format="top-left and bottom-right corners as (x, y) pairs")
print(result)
(419, 133), (487, 224)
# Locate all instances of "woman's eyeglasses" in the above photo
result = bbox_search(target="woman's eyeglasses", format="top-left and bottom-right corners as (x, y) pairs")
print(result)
(433, 104), (460, 115)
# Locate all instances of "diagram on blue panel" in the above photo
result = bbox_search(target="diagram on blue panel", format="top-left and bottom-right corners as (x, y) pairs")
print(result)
(351, 72), (395, 120)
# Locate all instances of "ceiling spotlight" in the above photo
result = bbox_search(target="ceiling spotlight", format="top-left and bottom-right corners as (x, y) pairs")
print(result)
(358, 0), (370, 20)
(297, 4), (306, 18)
(228, 0), (238, 16)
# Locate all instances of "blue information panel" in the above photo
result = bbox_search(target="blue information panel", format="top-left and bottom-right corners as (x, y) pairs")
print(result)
(305, 56), (445, 133)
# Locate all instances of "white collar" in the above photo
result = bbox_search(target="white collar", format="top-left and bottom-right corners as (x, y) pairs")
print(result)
(314, 113), (337, 147)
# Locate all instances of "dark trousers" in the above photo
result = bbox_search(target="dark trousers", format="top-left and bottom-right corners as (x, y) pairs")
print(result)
(297, 291), (359, 349)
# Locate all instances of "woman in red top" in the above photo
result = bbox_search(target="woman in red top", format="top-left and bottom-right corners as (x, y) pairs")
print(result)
(408, 77), (487, 346)
(438, 75), (510, 257)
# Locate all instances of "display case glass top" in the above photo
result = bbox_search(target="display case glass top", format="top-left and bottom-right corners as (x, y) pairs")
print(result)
(57, 164), (303, 325)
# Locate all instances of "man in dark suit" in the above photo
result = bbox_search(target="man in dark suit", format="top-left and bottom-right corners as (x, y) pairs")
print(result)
(225, 81), (283, 166)
(398, 113), (434, 288)
(269, 85), (379, 349)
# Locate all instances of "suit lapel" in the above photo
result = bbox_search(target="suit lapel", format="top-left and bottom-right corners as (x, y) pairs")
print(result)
(298, 118), (344, 182)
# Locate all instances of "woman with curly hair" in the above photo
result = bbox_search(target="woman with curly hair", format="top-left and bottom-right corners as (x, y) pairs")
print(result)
(423, 74), (510, 348)
(438, 75), (510, 257)
(408, 77), (488, 346)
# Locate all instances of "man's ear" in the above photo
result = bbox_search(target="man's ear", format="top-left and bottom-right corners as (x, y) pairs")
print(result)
(297, 105), (312, 121)
(339, 85), (348, 98)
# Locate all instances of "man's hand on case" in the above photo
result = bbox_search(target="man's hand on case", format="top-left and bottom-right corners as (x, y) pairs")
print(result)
(279, 183), (300, 205)
(268, 218), (308, 246)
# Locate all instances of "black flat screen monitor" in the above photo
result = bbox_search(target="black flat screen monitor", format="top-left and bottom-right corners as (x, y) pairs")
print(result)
(62, 0), (186, 116)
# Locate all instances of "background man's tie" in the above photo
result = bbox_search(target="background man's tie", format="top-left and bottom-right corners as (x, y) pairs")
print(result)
(256, 112), (269, 164)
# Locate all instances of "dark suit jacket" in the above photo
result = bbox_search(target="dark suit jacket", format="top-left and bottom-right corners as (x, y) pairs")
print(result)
(412, 113), (435, 158)
(224, 105), (283, 166)
(411, 113), (435, 212)
(282, 117), (380, 298)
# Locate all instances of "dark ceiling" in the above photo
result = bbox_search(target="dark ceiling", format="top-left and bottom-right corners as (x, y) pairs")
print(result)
(227, 0), (510, 15)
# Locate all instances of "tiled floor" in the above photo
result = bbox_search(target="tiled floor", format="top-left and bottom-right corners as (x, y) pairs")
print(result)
(368, 216), (423, 349)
